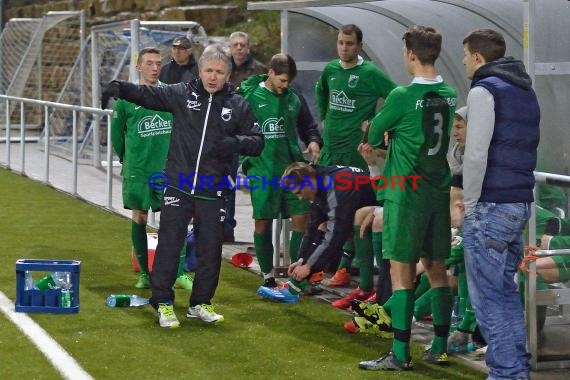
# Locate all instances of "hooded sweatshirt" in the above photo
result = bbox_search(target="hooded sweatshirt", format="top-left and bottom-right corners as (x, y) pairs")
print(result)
(463, 57), (540, 213)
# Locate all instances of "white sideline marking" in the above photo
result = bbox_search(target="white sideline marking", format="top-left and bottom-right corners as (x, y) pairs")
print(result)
(0, 291), (93, 380)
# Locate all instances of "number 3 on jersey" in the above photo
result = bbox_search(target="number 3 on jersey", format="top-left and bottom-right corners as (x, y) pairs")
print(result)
(428, 111), (443, 156)
(422, 94), (450, 158)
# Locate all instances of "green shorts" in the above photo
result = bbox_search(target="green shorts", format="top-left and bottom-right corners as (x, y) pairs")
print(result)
(122, 179), (163, 212)
(383, 198), (450, 264)
(249, 177), (310, 219)
(320, 149), (368, 172)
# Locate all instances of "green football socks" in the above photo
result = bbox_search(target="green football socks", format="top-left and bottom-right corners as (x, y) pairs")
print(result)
(353, 226), (374, 291)
(289, 230), (304, 263)
(131, 222), (149, 274)
(430, 286), (452, 354)
(254, 232), (274, 274)
(390, 289), (414, 362)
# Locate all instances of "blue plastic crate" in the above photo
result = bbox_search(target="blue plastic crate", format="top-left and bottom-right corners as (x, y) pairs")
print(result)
(15, 259), (81, 314)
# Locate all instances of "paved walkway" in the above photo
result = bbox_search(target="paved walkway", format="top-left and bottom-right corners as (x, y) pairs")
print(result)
(1, 141), (568, 379)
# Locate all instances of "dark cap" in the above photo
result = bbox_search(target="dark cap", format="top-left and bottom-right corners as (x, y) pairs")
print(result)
(172, 36), (191, 49)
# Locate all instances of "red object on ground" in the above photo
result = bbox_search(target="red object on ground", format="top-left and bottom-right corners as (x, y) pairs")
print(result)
(231, 252), (253, 268)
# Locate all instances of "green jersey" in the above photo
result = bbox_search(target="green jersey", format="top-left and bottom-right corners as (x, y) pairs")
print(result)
(239, 74), (302, 176)
(315, 58), (396, 153)
(111, 87), (173, 182)
(369, 77), (457, 203)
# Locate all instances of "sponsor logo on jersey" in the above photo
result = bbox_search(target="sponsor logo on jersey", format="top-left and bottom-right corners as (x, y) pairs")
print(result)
(329, 90), (356, 112)
(348, 74), (359, 88)
(261, 117), (286, 139)
(221, 107), (232, 121)
(187, 97), (201, 111)
(137, 114), (172, 137)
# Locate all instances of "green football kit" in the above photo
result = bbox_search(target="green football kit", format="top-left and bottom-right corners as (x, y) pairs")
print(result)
(239, 74), (310, 275)
(316, 57), (396, 169)
(111, 83), (175, 279)
(369, 77), (457, 264)
(111, 94), (173, 211)
(369, 76), (456, 362)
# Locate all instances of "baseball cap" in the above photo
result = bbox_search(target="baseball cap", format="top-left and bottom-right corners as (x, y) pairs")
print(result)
(455, 106), (467, 121)
(172, 36), (191, 49)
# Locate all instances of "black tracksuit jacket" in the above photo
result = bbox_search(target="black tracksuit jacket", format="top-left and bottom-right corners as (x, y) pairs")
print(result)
(114, 78), (264, 197)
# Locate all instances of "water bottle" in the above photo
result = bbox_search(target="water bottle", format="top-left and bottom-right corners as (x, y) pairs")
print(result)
(52, 272), (73, 308)
(450, 296), (462, 331)
(24, 271), (37, 290)
(106, 294), (149, 307)
(448, 341), (475, 354)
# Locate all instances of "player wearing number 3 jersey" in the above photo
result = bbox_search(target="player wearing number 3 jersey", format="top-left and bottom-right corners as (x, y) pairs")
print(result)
(358, 26), (456, 371)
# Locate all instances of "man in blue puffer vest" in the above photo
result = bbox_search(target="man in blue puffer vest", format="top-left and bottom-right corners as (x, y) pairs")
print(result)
(461, 28), (540, 380)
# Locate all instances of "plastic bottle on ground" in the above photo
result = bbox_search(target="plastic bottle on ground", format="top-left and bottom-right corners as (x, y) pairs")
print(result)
(106, 294), (149, 307)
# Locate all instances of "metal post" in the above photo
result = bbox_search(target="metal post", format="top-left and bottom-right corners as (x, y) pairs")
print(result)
(91, 29), (101, 167)
(523, 0), (536, 82)
(281, 218), (291, 265)
(5, 99), (11, 168)
(72, 110), (78, 195)
(273, 217), (282, 268)
(79, 10), (85, 109)
(526, 260), (538, 369)
(43, 105), (49, 184)
(524, 0), (537, 369)
(37, 38), (42, 103)
(129, 19), (140, 84)
(106, 113), (112, 209)
(280, 10), (288, 53)
(19, 101), (25, 174)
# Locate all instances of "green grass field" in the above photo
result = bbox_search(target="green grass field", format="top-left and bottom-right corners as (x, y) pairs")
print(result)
(0, 168), (485, 379)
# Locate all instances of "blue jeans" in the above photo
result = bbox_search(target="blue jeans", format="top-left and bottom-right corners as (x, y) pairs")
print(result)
(464, 202), (531, 380)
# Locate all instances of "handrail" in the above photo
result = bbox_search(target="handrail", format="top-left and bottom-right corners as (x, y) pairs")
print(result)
(0, 94), (111, 116)
(534, 171), (570, 187)
(534, 249), (570, 256)
(1, 94), (113, 209)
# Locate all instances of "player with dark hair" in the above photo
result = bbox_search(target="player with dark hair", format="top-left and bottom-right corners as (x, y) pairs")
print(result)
(239, 54), (321, 290)
(357, 25), (457, 371)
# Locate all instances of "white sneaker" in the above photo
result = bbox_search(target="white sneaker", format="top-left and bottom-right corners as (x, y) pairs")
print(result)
(157, 303), (180, 328)
(186, 304), (224, 323)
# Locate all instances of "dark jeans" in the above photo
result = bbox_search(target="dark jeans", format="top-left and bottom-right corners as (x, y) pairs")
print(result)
(150, 187), (225, 307)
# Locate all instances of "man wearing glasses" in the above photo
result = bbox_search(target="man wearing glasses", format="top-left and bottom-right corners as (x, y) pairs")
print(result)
(159, 36), (199, 84)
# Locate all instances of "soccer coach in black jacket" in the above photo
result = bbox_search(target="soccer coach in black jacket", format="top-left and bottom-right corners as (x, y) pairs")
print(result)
(102, 44), (264, 327)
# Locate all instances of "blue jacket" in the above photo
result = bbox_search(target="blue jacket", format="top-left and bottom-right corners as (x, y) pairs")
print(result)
(471, 57), (540, 203)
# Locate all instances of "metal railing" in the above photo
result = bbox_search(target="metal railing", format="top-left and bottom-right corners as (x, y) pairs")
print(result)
(526, 171), (570, 370)
(0, 94), (113, 208)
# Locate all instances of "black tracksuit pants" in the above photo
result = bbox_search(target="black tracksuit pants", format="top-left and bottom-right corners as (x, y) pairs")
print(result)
(150, 187), (224, 308)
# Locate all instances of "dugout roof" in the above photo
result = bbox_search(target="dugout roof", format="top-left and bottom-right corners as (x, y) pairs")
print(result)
(248, 0), (570, 175)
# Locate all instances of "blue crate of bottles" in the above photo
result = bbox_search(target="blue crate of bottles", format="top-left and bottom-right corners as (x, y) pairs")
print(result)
(15, 259), (81, 314)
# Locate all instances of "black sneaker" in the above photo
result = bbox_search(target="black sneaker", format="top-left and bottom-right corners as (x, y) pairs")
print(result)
(359, 352), (413, 371)
(263, 277), (277, 288)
